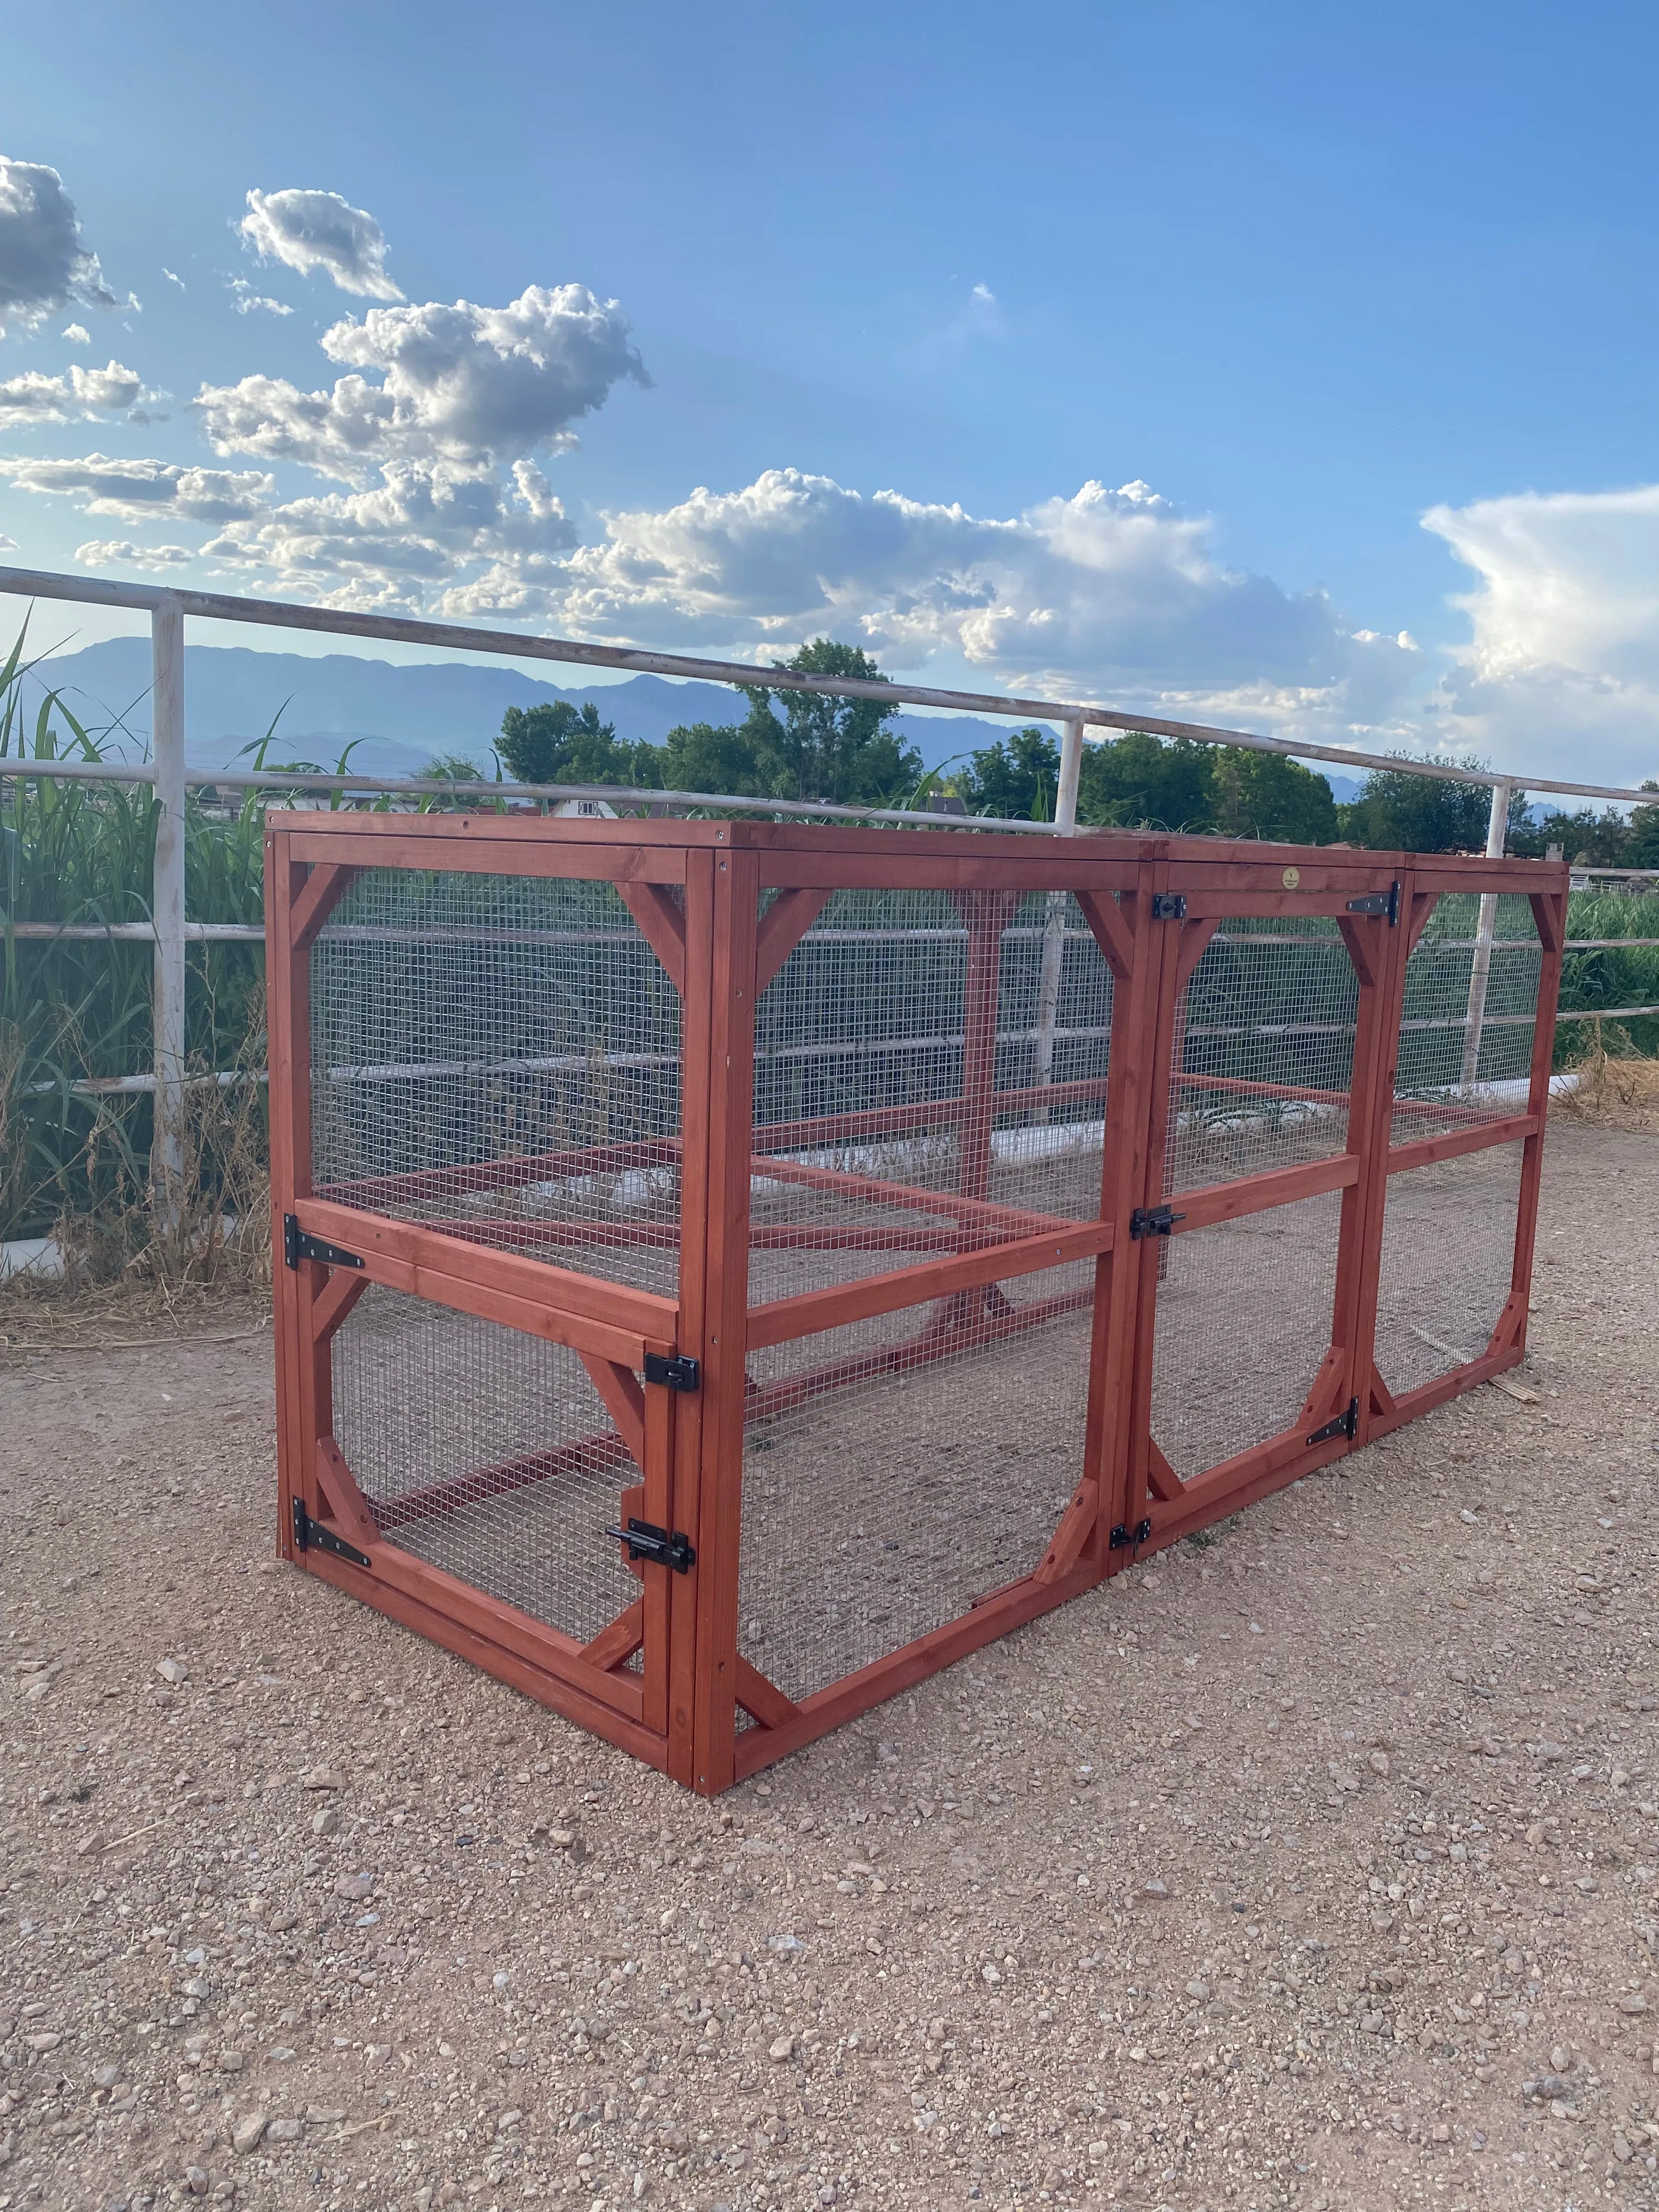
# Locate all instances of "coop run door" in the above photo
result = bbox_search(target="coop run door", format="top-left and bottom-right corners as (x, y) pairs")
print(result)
(1363, 884), (1547, 1431)
(1125, 867), (1401, 1544)
(273, 845), (700, 1768)
(725, 877), (1129, 1768)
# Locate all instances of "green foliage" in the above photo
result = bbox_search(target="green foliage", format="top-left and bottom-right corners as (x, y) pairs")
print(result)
(1632, 782), (1659, 866)
(657, 720), (766, 796)
(737, 639), (923, 805)
(954, 727), (1059, 820)
(1558, 884), (1659, 1057)
(497, 698), (655, 787)
(1078, 731), (1216, 831)
(1335, 760), (1522, 854)
(1208, 748), (1338, 843)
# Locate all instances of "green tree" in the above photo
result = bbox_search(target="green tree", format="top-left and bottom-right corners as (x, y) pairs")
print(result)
(498, 699), (653, 787)
(1508, 804), (1632, 865)
(740, 639), (922, 804)
(1209, 748), (1338, 843)
(1627, 781), (1659, 866)
(1335, 758), (1525, 854)
(1077, 730), (1214, 831)
(953, 726), (1061, 819)
(657, 720), (766, 795)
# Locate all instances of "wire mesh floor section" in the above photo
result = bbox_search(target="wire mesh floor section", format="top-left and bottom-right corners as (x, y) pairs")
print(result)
(1372, 1147), (1523, 1397)
(331, 1284), (641, 1647)
(309, 868), (684, 1296)
(1150, 1190), (1344, 1481)
(737, 1259), (1096, 1706)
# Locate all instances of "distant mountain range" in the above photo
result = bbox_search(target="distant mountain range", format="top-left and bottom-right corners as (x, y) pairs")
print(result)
(18, 635), (1367, 800)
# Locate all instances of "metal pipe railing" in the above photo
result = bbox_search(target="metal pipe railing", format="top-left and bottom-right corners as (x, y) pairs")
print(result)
(2, 562), (1655, 1229)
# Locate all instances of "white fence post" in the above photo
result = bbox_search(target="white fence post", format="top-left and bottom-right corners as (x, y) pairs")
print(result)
(1460, 778), (1513, 1091)
(150, 595), (187, 1229)
(1034, 717), (1086, 1118)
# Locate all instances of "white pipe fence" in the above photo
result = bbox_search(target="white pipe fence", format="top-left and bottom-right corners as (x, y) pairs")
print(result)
(2, 565), (1656, 1214)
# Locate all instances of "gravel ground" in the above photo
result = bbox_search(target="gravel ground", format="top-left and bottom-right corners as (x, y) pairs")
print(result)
(2, 1119), (1656, 2212)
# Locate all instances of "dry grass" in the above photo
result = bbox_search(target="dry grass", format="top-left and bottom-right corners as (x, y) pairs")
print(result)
(1555, 1021), (1659, 1131)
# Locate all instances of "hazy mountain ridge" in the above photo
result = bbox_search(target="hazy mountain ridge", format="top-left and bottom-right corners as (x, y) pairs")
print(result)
(18, 636), (1367, 800)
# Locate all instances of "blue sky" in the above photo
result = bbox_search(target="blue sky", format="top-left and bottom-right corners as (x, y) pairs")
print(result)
(3, 0), (1657, 786)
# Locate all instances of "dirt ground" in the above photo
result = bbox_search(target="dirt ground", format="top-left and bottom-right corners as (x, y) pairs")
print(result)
(2, 1119), (1657, 2212)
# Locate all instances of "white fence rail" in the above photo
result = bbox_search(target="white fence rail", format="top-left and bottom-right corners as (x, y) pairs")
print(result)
(2, 563), (1656, 1222)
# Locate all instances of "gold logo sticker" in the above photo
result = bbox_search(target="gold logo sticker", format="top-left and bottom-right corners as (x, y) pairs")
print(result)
(1282, 865), (1301, 889)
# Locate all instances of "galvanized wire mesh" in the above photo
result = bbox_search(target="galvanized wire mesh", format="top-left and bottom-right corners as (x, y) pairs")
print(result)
(1165, 917), (1359, 1195)
(1392, 894), (1540, 1146)
(1150, 1190), (1344, 1481)
(1372, 1147), (1522, 1397)
(737, 1258), (1096, 1705)
(331, 1283), (640, 1646)
(309, 867), (682, 1296)
(749, 888), (1115, 1306)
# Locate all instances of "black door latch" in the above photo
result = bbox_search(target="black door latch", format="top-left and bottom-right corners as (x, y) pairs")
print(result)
(283, 1214), (364, 1272)
(604, 1517), (697, 1572)
(1109, 1517), (1153, 1551)
(643, 1352), (700, 1392)
(1130, 1205), (1186, 1239)
(1150, 893), (1188, 921)
(291, 1497), (371, 1568)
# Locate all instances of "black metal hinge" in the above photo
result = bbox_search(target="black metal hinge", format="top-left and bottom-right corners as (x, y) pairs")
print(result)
(604, 1517), (697, 1572)
(1109, 1517), (1152, 1551)
(291, 1497), (371, 1568)
(1150, 893), (1188, 921)
(644, 1352), (701, 1392)
(1345, 882), (1401, 925)
(283, 1214), (364, 1272)
(1130, 1204), (1186, 1239)
(1306, 1396), (1359, 1447)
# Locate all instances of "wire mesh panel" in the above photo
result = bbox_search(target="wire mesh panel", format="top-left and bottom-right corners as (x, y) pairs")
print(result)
(1165, 918), (1359, 1195)
(749, 888), (1115, 1306)
(1392, 894), (1541, 1147)
(331, 1283), (641, 1647)
(1372, 1147), (1522, 1397)
(1150, 1189), (1344, 1481)
(737, 1259), (1096, 1705)
(309, 868), (682, 1296)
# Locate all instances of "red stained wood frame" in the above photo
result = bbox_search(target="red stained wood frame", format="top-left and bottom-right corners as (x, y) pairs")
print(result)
(266, 814), (1566, 1796)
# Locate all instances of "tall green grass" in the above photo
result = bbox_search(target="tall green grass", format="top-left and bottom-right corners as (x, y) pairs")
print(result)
(1, 622), (267, 1249)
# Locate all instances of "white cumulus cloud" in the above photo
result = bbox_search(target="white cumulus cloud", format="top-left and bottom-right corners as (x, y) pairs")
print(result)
(0, 358), (165, 428)
(1423, 484), (1659, 788)
(198, 457), (578, 613)
(61, 320), (89, 345)
(228, 277), (292, 317)
(2, 452), (273, 522)
(531, 467), (1417, 733)
(194, 285), (647, 480)
(0, 156), (128, 337)
(74, 538), (194, 571)
(239, 187), (403, 301)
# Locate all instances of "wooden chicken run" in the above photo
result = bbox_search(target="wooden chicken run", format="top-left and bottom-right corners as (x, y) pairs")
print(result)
(267, 813), (1565, 1793)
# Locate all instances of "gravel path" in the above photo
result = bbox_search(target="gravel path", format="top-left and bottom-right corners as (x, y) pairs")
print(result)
(2, 1121), (1656, 2212)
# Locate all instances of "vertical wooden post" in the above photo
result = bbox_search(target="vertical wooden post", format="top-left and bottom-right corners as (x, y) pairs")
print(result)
(1084, 870), (1164, 1569)
(668, 850), (715, 1788)
(1349, 870), (1415, 1445)
(150, 595), (187, 1233)
(1507, 882), (1567, 1352)
(1328, 905), (1395, 1423)
(689, 843), (759, 1794)
(266, 824), (311, 1559)
(1116, 860), (1180, 1551)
